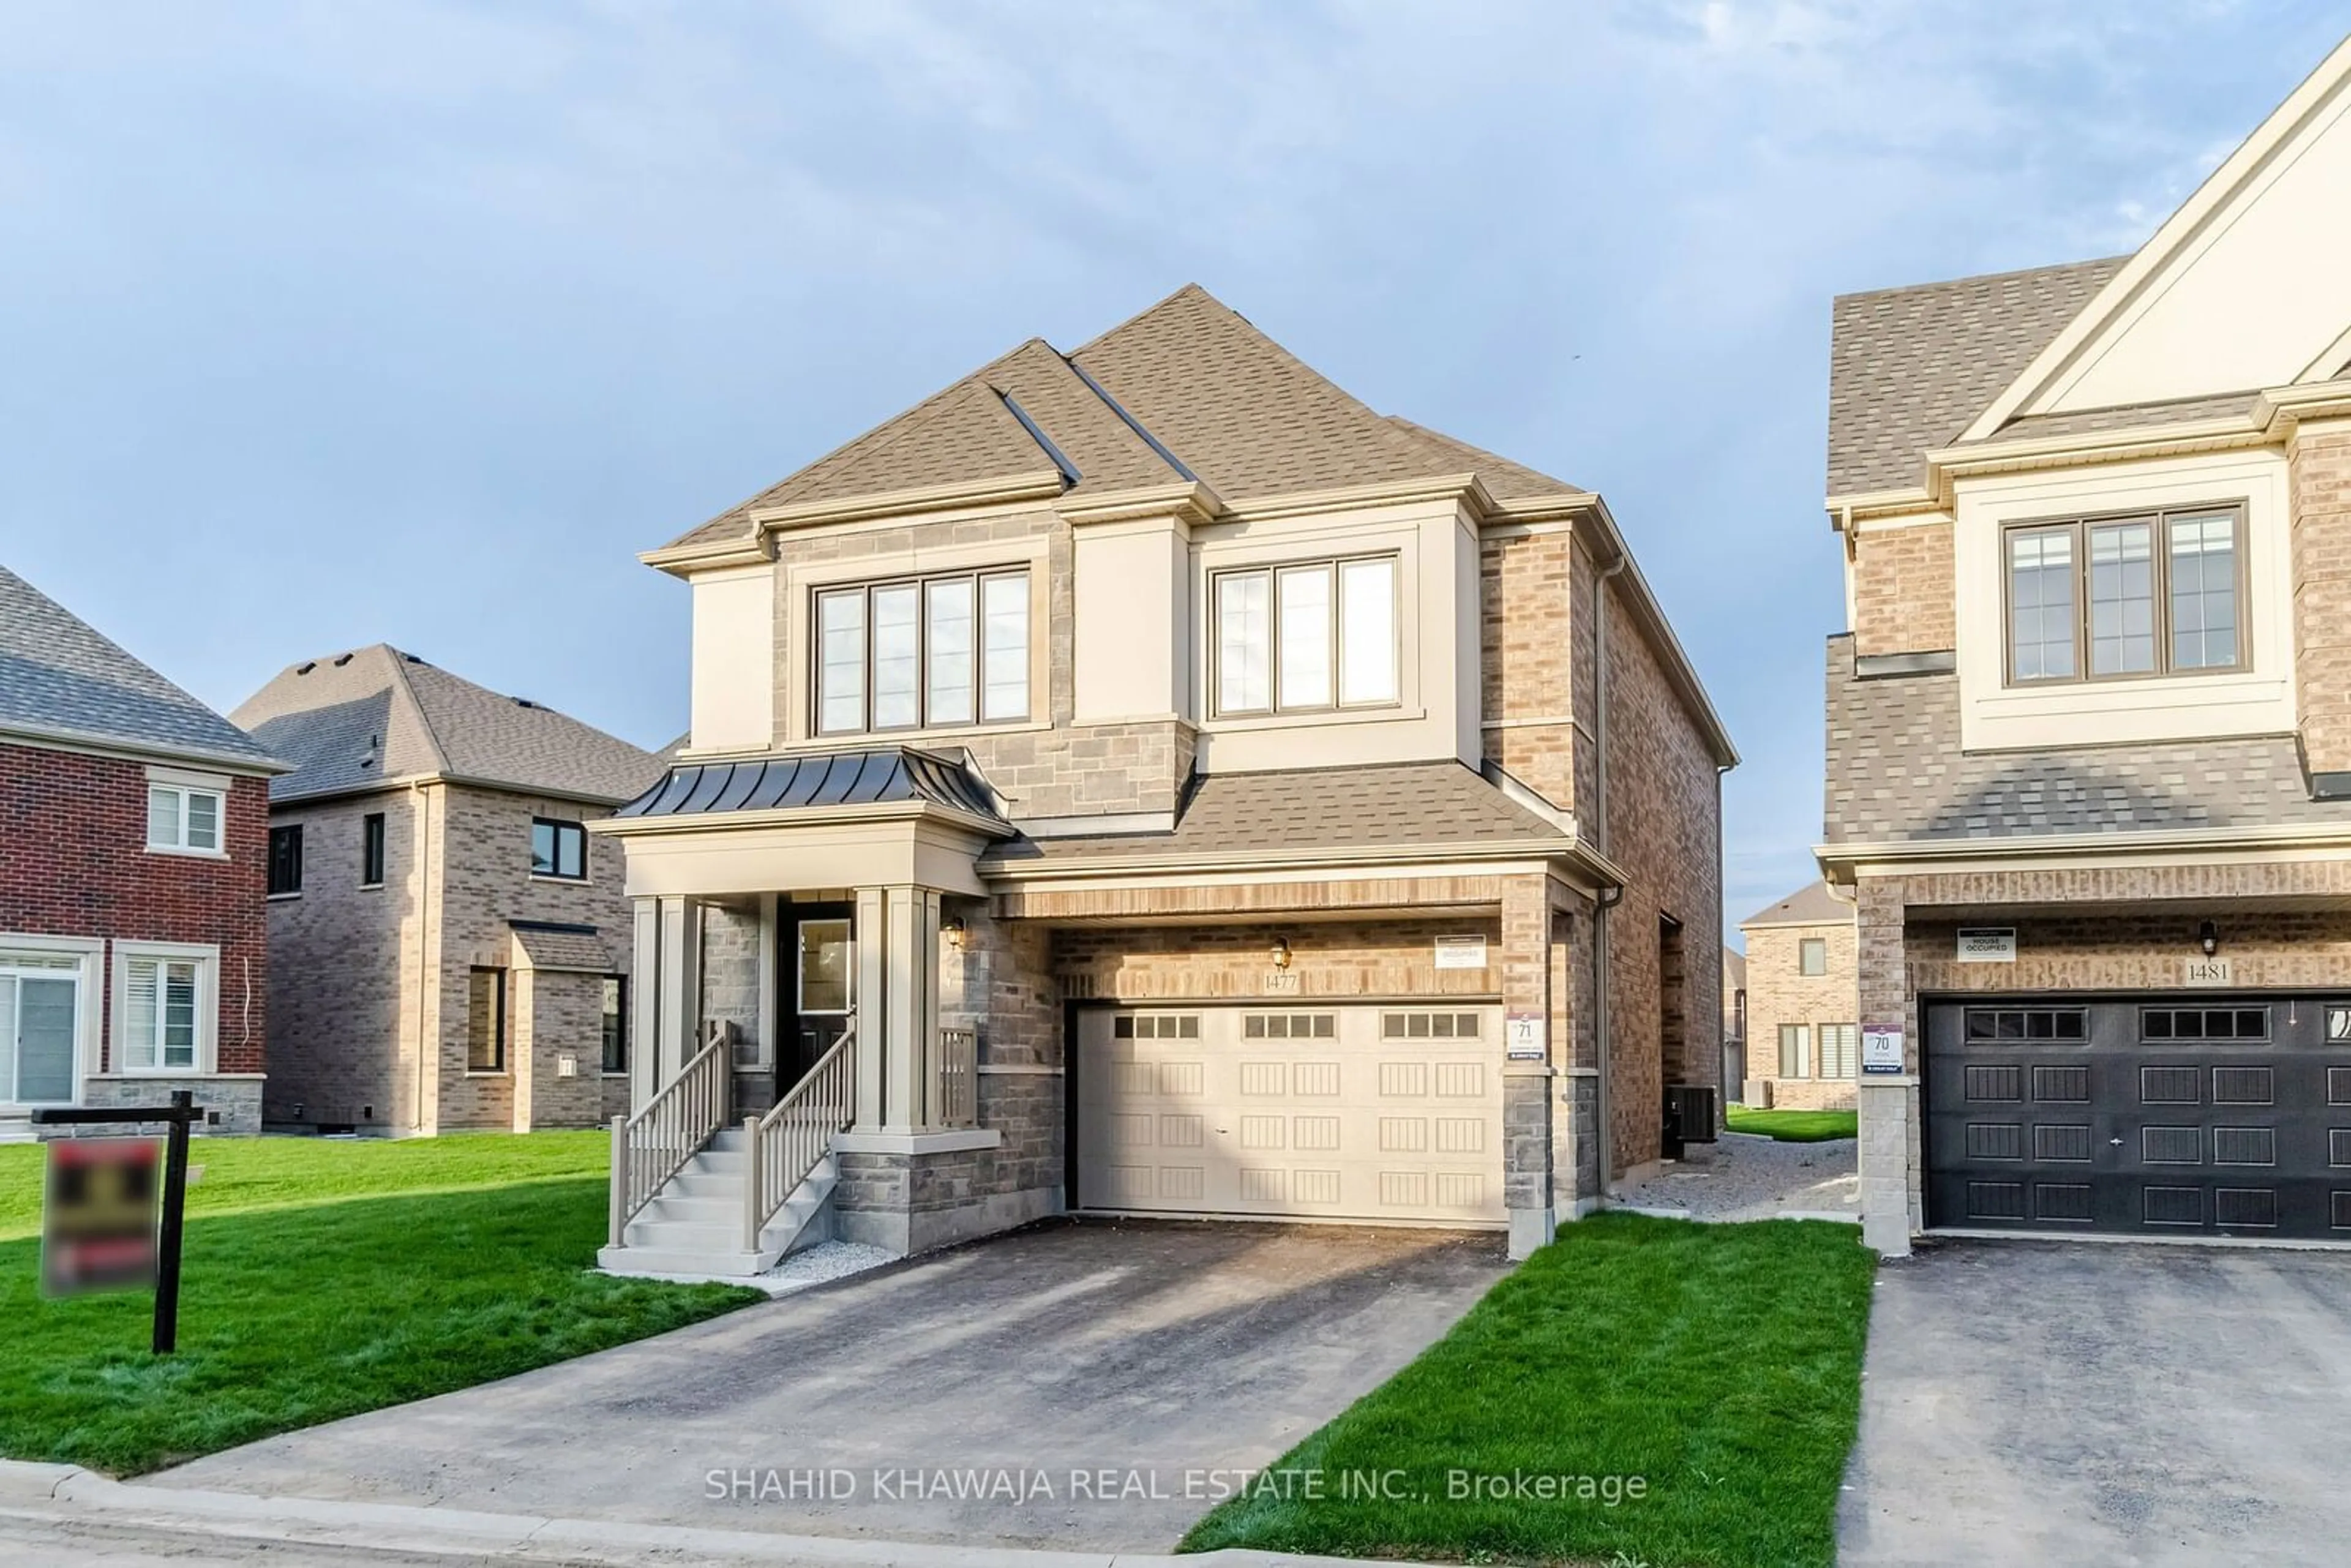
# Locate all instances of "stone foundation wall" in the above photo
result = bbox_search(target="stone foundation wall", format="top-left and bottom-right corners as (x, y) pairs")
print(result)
(71, 1076), (265, 1136)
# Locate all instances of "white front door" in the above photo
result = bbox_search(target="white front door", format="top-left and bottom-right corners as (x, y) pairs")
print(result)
(0, 966), (81, 1106)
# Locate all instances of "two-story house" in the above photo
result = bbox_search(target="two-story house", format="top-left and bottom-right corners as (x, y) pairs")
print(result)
(231, 647), (665, 1135)
(596, 283), (1734, 1275)
(1737, 880), (1858, 1111)
(1, 565), (280, 1135)
(1821, 37), (2351, 1253)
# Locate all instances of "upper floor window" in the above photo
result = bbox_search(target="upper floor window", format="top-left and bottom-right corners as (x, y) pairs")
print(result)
(1212, 555), (1398, 716)
(2005, 506), (2244, 686)
(1799, 937), (1827, 976)
(816, 568), (1030, 736)
(361, 812), (386, 888)
(268, 825), (304, 896)
(531, 817), (585, 880)
(147, 782), (223, 855)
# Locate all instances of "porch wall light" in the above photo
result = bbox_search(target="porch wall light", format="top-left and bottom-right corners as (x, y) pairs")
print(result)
(943, 914), (967, 951)
(2198, 920), (2219, 958)
(1270, 937), (1293, 970)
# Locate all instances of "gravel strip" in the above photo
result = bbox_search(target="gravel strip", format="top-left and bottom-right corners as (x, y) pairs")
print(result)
(1613, 1131), (1860, 1223)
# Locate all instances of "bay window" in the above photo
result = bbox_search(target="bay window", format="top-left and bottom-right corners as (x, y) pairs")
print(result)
(816, 568), (1029, 735)
(1214, 555), (1398, 716)
(2005, 505), (2244, 686)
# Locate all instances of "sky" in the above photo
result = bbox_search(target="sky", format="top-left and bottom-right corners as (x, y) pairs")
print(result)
(3, 1), (2345, 939)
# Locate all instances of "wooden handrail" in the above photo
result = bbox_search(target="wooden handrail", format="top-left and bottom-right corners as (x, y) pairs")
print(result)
(742, 1024), (858, 1252)
(608, 1027), (732, 1247)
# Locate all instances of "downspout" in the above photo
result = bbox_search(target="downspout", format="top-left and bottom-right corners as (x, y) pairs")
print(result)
(1591, 549), (1629, 1198)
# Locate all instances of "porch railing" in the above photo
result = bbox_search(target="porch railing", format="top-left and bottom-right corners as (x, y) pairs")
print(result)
(608, 1024), (732, 1247)
(936, 1026), (977, 1128)
(743, 1024), (857, 1251)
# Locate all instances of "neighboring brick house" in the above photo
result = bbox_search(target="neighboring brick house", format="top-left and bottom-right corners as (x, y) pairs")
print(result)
(0, 566), (280, 1135)
(1820, 38), (2351, 1251)
(597, 282), (1735, 1274)
(1737, 880), (1858, 1111)
(230, 647), (664, 1135)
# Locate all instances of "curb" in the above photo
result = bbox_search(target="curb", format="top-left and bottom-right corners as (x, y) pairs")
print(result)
(0, 1460), (1421, 1568)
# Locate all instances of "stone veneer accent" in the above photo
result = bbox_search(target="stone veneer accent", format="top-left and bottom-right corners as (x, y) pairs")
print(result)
(68, 1076), (265, 1136)
(1850, 520), (1955, 658)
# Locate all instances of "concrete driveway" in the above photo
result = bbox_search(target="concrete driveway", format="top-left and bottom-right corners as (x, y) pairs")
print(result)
(149, 1218), (1507, 1550)
(1841, 1239), (2351, 1567)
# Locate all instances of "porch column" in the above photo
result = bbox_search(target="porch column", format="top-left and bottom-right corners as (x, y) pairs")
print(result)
(1855, 875), (1918, 1258)
(853, 887), (888, 1128)
(642, 895), (700, 1097)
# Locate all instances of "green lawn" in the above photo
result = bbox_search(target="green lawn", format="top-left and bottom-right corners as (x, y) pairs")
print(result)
(1182, 1213), (1877, 1568)
(1725, 1106), (1858, 1142)
(0, 1132), (759, 1476)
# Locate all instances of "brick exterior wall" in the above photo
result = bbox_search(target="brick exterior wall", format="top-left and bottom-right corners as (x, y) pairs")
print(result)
(1051, 917), (1504, 1002)
(1851, 520), (1955, 658)
(268, 779), (631, 1135)
(770, 511), (1193, 820)
(1739, 918), (1859, 1111)
(1597, 572), (1725, 1170)
(2291, 419), (2351, 781)
(1480, 530), (1578, 809)
(0, 741), (268, 1112)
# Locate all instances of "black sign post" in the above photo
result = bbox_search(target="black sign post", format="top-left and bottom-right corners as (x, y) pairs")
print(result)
(33, 1090), (200, 1355)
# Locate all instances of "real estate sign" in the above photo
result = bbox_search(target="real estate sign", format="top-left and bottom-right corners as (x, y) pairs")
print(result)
(42, 1136), (161, 1297)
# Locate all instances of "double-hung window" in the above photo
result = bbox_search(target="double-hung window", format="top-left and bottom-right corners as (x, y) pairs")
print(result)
(1818, 1022), (1858, 1080)
(1213, 554), (1398, 716)
(1799, 937), (1827, 977)
(119, 950), (207, 1072)
(147, 782), (223, 854)
(2005, 506), (2244, 685)
(1777, 1023), (1811, 1079)
(816, 568), (1029, 735)
(530, 817), (586, 880)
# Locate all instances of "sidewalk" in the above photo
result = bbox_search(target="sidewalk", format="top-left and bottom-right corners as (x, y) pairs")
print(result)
(0, 1460), (1425, 1568)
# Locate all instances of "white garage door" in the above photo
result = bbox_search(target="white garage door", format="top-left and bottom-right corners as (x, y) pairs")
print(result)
(1074, 1003), (1505, 1226)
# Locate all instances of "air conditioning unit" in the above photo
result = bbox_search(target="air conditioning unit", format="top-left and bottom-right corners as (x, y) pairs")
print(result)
(1661, 1084), (1719, 1158)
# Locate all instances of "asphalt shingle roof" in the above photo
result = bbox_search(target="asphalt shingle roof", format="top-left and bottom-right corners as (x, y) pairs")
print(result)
(1821, 635), (2351, 841)
(667, 284), (1583, 550)
(984, 760), (1571, 867)
(1826, 257), (2125, 497)
(1741, 879), (1851, 929)
(0, 565), (274, 767)
(232, 646), (665, 805)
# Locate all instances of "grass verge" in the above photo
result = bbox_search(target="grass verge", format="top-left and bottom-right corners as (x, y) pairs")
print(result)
(0, 1133), (759, 1475)
(1180, 1212), (1875, 1568)
(1725, 1106), (1858, 1143)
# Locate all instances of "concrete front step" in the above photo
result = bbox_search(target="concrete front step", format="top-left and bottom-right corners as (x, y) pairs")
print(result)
(594, 1242), (781, 1278)
(607, 1151), (841, 1278)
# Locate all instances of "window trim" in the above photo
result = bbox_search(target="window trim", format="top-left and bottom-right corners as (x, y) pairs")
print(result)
(1209, 552), (1402, 719)
(145, 780), (228, 858)
(111, 940), (218, 1076)
(2000, 503), (2249, 689)
(360, 811), (387, 889)
(1817, 1021), (1858, 1081)
(1798, 937), (1828, 977)
(267, 823), (304, 898)
(1777, 1022), (1811, 1079)
(811, 566), (1033, 738)
(465, 966), (508, 1075)
(530, 817), (588, 882)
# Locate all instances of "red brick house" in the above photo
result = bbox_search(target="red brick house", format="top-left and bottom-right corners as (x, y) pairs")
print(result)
(0, 566), (281, 1136)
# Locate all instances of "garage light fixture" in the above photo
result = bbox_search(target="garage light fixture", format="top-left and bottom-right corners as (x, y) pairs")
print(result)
(2198, 920), (2219, 958)
(1270, 937), (1293, 970)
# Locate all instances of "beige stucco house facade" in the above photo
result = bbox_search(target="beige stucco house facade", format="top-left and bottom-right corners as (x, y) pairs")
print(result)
(597, 283), (1735, 1275)
(1821, 37), (2351, 1253)
(233, 647), (664, 1135)
(1738, 880), (1858, 1111)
